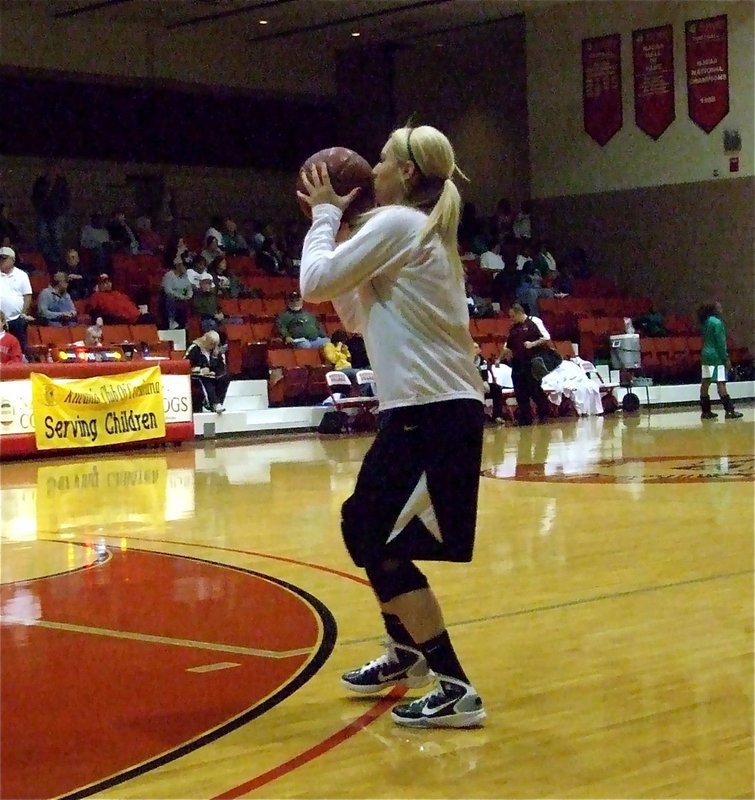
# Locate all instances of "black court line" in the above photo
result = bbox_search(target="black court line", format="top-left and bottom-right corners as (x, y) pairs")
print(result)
(340, 568), (754, 646)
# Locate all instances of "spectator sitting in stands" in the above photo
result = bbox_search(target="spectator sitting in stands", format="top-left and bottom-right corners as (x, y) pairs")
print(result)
(346, 332), (369, 368)
(0, 310), (24, 363)
(205, 217), (225, 251)
(0, 246), (33, 354)
(186, 255), (213, 288)
(88, 273), (145, 325)
(322, 329), (372, 395)
(512, 200), (533, 241)
(222, 217), (249, 255)
(246, 219), (266, 254)
(201, 235), (224, 267)
(633, 308), (667, 337)
(466, 280), (496, 318)
(192, 275), (224, 332)
(80, 212), (112, 273)
(162, 248), (193, 330)
(186, 330), (229, 413)
(62, 248), (90, 298)
(515, 272), (554, 317)
(135, 215), (165, 253)
(209, 256), (258, 299)
(107, 209), (139, 254)
(257, 235), (286, 275)
(37, 272), (77, 326)
(165, 234), (196, 267)
(276, 290), (329, 349)
(515, 240), (534, 273)
(84, 318), (104, 347)
(532, 240), (557, 277)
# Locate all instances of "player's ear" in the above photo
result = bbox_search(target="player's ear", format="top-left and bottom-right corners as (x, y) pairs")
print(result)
(400, 159), (417, 185)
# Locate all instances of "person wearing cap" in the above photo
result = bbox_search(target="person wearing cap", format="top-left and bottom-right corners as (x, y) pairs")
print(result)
(275, 290), (329, 349)
(0, 246), (33, 354)
(87, 274), (141, 325)
(192, 274), (224, 332)
(37, 272), (78, 326)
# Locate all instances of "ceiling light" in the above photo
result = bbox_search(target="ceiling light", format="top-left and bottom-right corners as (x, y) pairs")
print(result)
(259, 19), (268, 24)
(351, 31), (360, 37)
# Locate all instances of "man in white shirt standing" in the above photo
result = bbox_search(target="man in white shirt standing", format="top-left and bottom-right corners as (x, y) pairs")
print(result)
(0, 247), (33, 354)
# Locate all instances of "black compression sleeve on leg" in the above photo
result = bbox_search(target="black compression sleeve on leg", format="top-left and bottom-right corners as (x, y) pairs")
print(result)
(365, 559), (429, 604)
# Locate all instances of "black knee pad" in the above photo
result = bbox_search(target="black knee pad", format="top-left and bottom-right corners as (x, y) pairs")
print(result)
(365, 559), (429, 604)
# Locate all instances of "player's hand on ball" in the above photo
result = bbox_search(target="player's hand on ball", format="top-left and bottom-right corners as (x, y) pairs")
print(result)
(297, 163), (361, 214)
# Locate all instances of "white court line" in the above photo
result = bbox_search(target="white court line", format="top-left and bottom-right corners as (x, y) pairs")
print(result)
(0, 616), (312, 659)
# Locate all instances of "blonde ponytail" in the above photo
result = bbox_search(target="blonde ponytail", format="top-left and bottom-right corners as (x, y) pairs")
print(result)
(389, 125), (466, 279)
(420, 177), (463, 278)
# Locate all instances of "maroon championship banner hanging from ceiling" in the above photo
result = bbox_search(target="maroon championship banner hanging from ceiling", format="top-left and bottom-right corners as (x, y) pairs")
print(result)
(632, 25), (675, 140)
(685, 14), (729, 133)
(582, 34), (623, 146)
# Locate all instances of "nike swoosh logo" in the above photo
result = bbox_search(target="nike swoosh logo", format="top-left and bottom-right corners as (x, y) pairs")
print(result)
(421, 696), (460, 716)
(377, 666), (410, 681)
(403, 424), (418, 432)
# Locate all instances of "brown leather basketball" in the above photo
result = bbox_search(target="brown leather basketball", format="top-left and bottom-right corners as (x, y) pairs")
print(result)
(296, 147), (374, 222)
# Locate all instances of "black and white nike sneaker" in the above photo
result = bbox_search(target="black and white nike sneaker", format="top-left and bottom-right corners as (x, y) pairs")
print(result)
(341, 638), (432, 694)
(390, 675), (486, 728)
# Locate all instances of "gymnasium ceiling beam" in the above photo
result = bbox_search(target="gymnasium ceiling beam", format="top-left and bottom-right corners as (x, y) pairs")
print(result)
(52, 0), (136, 18)
(245, 0), (453, 44)
(165, 0), (298, 30)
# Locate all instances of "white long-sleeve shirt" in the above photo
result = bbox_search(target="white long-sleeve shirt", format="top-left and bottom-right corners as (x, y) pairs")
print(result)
(300, 203), (484, 411)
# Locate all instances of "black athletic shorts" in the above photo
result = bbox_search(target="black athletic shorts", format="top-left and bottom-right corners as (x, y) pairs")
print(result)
(341, 398), (484, 567)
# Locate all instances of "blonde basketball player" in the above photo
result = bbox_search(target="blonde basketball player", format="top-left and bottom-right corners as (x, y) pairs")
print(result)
(297, 125), (486, 728)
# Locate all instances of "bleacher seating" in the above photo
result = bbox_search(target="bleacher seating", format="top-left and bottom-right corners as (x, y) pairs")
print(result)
(16, 248), (752, 416)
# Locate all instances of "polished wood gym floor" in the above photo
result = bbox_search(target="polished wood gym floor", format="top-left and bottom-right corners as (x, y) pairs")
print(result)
(1, 406), (753, 799)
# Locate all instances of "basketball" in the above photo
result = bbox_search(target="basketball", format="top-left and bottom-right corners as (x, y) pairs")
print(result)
(296, 146), (374, 221)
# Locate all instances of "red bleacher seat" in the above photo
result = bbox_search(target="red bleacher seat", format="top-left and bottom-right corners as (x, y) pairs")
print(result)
(26, 326), (43, 346)
(101, 325), (132, 345)
(129, 324), (161, 344)
(226, 255), (256, 276)
(238, 298), (266, 318)
(224, 323), (254, 342)
(219, 298), (240, 316)
(68, 325), (89, 342)
(20, 252), (48, 273)
(30, 274), (49, 295)
(252, 322), (274, 342)
(263, 297), (286, 316)
(37, 326), (74, 347)
(267, 348), (309, 404)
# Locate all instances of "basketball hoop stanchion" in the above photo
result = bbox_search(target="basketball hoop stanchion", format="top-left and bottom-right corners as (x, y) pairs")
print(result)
(610, 333), (651, 412)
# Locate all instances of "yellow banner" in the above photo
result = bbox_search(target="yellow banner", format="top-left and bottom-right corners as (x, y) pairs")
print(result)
(31, 367), (166, 450)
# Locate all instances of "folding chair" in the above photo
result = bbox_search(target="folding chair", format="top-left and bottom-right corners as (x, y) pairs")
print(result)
(325, 371), (379, 432)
